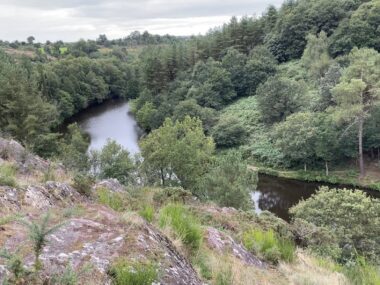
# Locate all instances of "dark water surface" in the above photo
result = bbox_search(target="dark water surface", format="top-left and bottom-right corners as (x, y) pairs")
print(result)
(253, 173), (380, 221)
(72, 100), (380, 221)
(73, 99), (141, 155)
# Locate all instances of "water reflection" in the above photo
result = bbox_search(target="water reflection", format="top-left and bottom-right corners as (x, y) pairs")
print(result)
(73, 100), (141, 155)
(254, 173), (380, 221)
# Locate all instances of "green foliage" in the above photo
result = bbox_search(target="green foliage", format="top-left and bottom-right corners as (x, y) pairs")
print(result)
(243, 228), (295, 264)
(96, 187), (125, 212)
(109, 260), (158, 285)
(153, 187), (193, 206)
(0, 163), (17, 187)
(212, 116), (248, 148)
(159, 203), (202, 251)
(330, 0), (380, 56)
(256, 76), (306, 124)
(342, 256), (380, 285)
(140, 116), (214, 189)
(59, 124), (89, 171)
(72, 174), (94, 197)
(22, 213), (63, 271)
(215, 267), (233, 285)
(90, 140), (135, 185)
(0, 249), (29, 283)
(138, 205), (154, 222)
(197, 151), (256, 210)
(290, 187), (380, 263)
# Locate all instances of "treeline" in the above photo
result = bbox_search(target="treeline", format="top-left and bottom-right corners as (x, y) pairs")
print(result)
(131, 0), (380, 177)
(0, 49), (139, 156)
(1, 0), (380, 176)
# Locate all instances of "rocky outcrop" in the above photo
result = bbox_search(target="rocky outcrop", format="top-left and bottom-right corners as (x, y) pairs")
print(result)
(0, 186), (21, 212)
(206, 227), (266, 268)
(0, 204), (202, 285)
(0, 182), (85, 213)
(0, 138), (50, 173)
(93, 179), (125, 193)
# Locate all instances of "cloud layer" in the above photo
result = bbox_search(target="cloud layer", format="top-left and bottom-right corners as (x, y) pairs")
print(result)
(0, 0), (282, 42)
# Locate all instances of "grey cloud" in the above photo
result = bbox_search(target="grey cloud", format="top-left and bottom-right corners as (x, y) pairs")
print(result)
(0, 0), (283, 41)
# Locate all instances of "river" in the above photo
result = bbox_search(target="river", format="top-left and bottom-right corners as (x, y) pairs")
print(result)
(73, 100), (380, 221)
(73, 99), (141, 155)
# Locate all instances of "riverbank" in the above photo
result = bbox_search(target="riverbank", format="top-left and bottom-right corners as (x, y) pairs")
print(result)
(257, 166), (380, 192)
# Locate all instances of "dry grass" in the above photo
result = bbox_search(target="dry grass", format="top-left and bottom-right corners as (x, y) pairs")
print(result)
(279, 250), (349, 285)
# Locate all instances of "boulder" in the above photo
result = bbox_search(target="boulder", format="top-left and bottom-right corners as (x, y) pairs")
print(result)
(206, 227), (266, 268)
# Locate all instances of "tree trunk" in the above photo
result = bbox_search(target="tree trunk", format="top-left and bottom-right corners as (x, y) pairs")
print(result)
(325, 161), (329, 176)
(304, 163), (307, 172)
(358, 118), (365, 178)
(160, 168), (165, 186)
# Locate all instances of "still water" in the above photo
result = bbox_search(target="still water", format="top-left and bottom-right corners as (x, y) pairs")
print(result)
(73, 100), (141, 155)
(73, 100), (380, 220)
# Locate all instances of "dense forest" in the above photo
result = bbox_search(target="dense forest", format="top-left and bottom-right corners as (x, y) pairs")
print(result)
(0, 0), (380, 283)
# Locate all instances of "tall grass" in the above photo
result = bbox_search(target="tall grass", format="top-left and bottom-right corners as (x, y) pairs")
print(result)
(109, 260), (158, 285)
(0, 163), (17, 187)
(342, 256), (380, 285)
(159, 203), (202, 251)
(138, 205), (154, 222)
(243, 229), (295, 263)
(96, 187), (125, 211)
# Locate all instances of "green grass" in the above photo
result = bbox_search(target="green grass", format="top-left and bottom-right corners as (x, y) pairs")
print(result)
(342, 257), (380, 285)
(96, 187), (125, 211)
(59, 47), (68, 54)
(243, 228), (295, 263)
(0, 214), (21, 226)
(159, 203), (202, 251)
(138, 205), (154, 222)
(109, 260), (158, 285)
(0, 163), (17, 187)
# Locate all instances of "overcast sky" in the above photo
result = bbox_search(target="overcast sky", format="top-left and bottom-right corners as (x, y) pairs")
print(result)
(0, 0), (283, 42)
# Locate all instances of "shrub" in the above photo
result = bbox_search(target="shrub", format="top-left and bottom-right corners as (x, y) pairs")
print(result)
(108, 260), (158, 285)
(342, 256), (380, 285)
(96, 188), (125, 211)
(0, 163), (17, 187)
(139, 205), (154, 222)
(196, 151), (256, 210)
(153, 187), (193, 206)
(72, 174), (94, 197)
(290, 187), (380, 263)
(21, 213), (63, 271)
(159, 203), (202, 251)
(243, 228), (295, 263)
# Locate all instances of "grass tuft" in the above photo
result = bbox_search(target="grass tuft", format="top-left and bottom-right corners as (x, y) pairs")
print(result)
(243, 228), (295, 263)
(159, 203), (202, 251)
(108, 259), (158, 285)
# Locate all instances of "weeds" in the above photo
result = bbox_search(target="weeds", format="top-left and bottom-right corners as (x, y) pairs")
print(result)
(0, 163), (17, 187)
(108, 259), (158, 285)
(243, 228), (295, 263)
(138, 205), (154, 222)
(159, 203), (202, 251)
(96, 187), (125, 211)
(21, 212), (64, 271)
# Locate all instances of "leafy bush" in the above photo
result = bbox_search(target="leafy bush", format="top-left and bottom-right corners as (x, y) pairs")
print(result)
(211, 116), (248, 148)
(196, 151), (256, 210)
(96, 187), (125, 211)
(89, 140), (135, 185)
(153, 187), (193, 206)
(243, 228), (295, 263)
(159, 203), (202, 251)
(0, 163), (17, 187)
(290, 187), (380, 263)
(139, 205), (154, 222)
(72, 174), (94, 197)
(108, 260), (158, 285)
